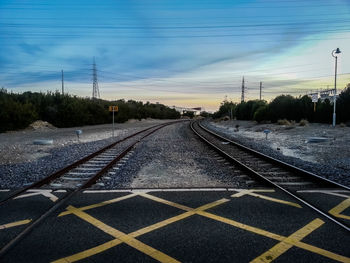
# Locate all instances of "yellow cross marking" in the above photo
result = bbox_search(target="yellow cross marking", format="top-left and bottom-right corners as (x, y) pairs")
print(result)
(0, 219), (32, 230)
(53, 198), (229, 263)
(141, 194), (349, 263)
(54, 205), (180, 263)
(197, 212), (349, 262)
(329, 198), (350, 220)
(251, 218), (324, 263)
(59, 193), (138, 217)
(231, 190), (302, 208)
(53, 192), (349, 263)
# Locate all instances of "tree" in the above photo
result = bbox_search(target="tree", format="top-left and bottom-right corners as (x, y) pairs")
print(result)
(0, 90), (180, 132)
(268, 95), (296, 122)
(253, 105), (269, 122)
(212, 101), (236, 119)
(200, 111), (212, 118)
(337, 84), (350, 123)
(182, 111), (195, 118)
(236, 100), (267, 120)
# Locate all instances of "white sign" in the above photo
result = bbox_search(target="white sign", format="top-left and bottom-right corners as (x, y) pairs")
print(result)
(311, 93), (318, 103)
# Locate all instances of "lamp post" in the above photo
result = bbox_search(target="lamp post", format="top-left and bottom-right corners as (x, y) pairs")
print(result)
(331, 48), (341, 127)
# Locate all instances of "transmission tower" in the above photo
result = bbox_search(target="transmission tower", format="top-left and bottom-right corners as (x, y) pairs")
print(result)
(241, 76), (245, 103)
(92, 57), (100, 99)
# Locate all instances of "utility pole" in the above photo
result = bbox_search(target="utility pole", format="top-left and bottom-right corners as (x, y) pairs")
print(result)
(259, 81), (262, 100)
(331, 48), (341, 127)
(333, 55), (338, 127)
(241, 76), (245, 103)
(61, 70), (64, 95)
(92, 57), (100, 99)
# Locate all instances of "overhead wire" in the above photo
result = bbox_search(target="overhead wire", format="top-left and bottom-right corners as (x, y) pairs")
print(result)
(1, 0), (349, 100)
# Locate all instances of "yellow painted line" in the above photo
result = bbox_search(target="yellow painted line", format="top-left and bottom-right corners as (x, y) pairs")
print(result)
(231, 190), (301, 208)
(199, 212), (350, 263)
(59, 193), (138, 217)
(198, 211), (284, 241)
(251, 219), (324, 263)
(55, 194), (349, 263)
(329, 198), (350, 220)
(60, 206), (180, 263)
(139, 192), (230, 213)
(247, 193), (301, 208)
(52, 239), (123, 263)
(139, 193), (192, 211)
(133, 193), (349, 262)
(53, 198), (229, 263)
(293, 240), (350, 263)
(132, 198), (230, 237)
(0, 219), (32, 230)
(131, 212), (193, 238)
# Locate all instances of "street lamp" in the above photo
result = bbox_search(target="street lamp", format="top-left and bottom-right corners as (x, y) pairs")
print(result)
(331, 48), (341, 127)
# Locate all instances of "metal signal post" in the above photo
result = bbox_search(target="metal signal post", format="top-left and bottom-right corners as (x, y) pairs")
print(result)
(109, 106), (119, 137)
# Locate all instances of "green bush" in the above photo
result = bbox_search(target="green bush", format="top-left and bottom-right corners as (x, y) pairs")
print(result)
(213, 83), (350, 124)
(337, 84), (350, 123)
(0, 89), (180, 132)
(212, 101), (236, 119)
(236, 100), (267, 120)
(253, 105), (268, 123)
(182, 111), (195, 118)
(200, 111), (211, 118)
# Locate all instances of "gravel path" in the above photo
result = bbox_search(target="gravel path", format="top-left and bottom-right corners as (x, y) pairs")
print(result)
(97, 122), (252, 188)
(203, 120), (350, 187)
(0, 119), (169, 188)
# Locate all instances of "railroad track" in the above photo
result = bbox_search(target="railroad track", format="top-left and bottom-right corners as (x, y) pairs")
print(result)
(191, 120), (350, 231)
(0, 120), (182, 257)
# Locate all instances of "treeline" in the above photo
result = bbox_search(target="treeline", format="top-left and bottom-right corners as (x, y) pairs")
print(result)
(213, 84), (350, 124)
(0, 89), (180, 132)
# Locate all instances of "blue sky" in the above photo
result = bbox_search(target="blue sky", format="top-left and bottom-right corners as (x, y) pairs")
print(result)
(0, 0), (350, 110)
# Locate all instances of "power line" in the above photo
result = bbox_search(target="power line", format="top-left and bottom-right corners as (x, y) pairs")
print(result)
(2, 19), (350, 29)
(0, 3), (347, 10)
(3, 27), (350, 37)
(1, 13), (348, 23)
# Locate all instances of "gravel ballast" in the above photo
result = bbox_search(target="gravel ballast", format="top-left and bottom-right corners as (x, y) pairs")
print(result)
(3, 118), (344, 190)
(203, 119), (350, 187)
(0, 120), (168, 188)
(97, 122), (251, 189)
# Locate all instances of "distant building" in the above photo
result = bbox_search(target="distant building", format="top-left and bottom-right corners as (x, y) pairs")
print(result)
(319, 89), (337, 102)
(171, 106), (202, 116)
(308, 88), (338, 102)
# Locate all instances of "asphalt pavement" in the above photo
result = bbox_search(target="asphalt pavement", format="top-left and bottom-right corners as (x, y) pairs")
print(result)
(0, 188), (349, 263)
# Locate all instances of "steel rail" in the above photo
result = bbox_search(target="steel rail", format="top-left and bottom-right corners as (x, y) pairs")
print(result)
(0, 121), (180, 258)
(198, 121), (350, 190)
(190, 121), (350, 232)
(0, 122), (169, 205)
